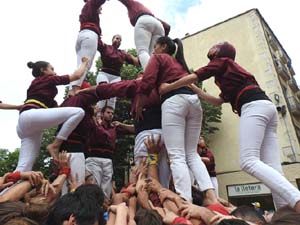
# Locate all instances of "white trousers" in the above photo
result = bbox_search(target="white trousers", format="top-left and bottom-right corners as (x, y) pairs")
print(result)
(134, 129), (171, 188)
(134, 15), (165, 70)
(239, 100), (300, 209)
(96, 71), (121, 109)
(71, 29), (99, 87)
(211, 177), (219, 198)
(62, 153), (86, 195)
(85, 157), (113, 199)
(162, 94), (213, 201)
(16, 107), (85, 171)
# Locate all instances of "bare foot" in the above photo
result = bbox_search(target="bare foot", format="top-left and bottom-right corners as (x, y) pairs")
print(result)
(294, 200), (300, 213)
(47, 143), (59, 164)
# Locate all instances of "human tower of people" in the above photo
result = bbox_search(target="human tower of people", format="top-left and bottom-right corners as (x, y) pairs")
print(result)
(0, 0), (300, 224)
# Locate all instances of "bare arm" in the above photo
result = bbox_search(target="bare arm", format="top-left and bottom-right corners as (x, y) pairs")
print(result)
(113, 121), (135, 134)
(69, 57), (89, 82)
(131, 55), (140, 67)
(201, 157), (211, 163)
(0, 181), (32, 202)
(0, 102), (22, 110)
(159, 73), (198, 95)
(189, 84), (224, 106)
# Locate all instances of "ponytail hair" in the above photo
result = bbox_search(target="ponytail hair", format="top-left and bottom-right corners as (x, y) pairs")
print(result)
(156, 36), (190, 73)
(27, 61), (49, 77)
(173, 38), (190, 73)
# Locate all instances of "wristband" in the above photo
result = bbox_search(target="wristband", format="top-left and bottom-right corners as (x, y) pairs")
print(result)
(5, 171), (21, 183)
(120, 188), (131, 198)
(148, 154), (158, 165)
(59, 167), (71, 176)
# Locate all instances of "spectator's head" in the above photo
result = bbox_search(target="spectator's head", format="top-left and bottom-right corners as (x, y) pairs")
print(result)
(3, 217), (39, 225)
(207, 42), (236, 61)
(197, 137), (206, 154)
(217, 219), (250, 225)
(101, 106), (114, 123)
(134, 208), (163, 225)
(112, 34), (122, 48)
(0, 201), (48, 225)
(192, 186), (204, 206)
(27, 61), (53, 77)
(46, 184), (105, 225)
(85, 171), (95, 185)
(231, 206), (266, 225)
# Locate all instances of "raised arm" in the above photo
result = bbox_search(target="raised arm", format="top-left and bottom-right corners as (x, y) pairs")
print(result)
(69, 57), (89, 82)
(0, 102), (22, 110)
(159, 73), (198, 95)
(189, 84), (224, 106)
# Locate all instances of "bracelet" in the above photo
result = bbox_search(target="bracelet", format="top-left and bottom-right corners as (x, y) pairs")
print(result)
(148, 154), (158, 165)
(120, 188), (132, 198)
(58, 167), (71, 176)
(70, 188), (76, 193)
(5, 171), (21, 183)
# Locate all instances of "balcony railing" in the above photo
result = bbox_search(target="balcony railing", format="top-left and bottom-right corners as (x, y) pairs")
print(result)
(287, 96), (300, 117)
(268, 34), (278, 51)
(278, 50), (289, 64)
(288, 78), (299, 92)
(275, 59), (290, 81)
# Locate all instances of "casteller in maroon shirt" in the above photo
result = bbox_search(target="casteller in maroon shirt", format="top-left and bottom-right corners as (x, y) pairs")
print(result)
(98, 40), (135, 76)
(199, 148), (216, 177)
(80, 0), (107, 36)
(118, 0), (170, 35)
(59, 80), (139, 153)
(138, 53), (189, 96)
(195, 57), (270, 114)
(21, 74), (70, 113)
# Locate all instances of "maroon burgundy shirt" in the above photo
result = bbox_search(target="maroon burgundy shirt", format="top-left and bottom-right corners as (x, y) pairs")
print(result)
(138, 53), (189, 95)
(200, 148), (216, 177)
(24, 74), (70, 108)
(118, 0), (153, 26)
(86, 120), (129, 159)
(195, 57), (258, 106)
(118, 0), (170, 35)
(59, 80), (139, 152)
(80, 0), (106, 35)
(98, 41), (134, 76)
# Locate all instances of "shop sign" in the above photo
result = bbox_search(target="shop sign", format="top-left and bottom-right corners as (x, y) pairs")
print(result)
(228, 183), (271, 197)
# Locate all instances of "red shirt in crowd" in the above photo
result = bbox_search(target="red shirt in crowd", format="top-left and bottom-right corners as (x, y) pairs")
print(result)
(24, 74), (70, 109)
(80, 0), (106, 35)
(195, 57), (258, 107)
(200, 148), (216, 177)
(138, 53), (188, 95)
(98, 40), (134, 76)
(118, 0), (170, 35)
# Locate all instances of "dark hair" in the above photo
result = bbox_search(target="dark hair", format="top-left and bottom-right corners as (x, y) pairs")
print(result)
(134, 209), (162, 225)
(231, 206), (266, 224)
(101, 105), (114, 114)
(3, 217), (39, 225)
(112, 34), (122, 40)
(46, 185), (105, 225)
(156, 37), (190, 72)
(218, 219), (250, 225)
(0, 201), (48, 225)
(27, 61), (49, 77)
(192, 186), (204, 206)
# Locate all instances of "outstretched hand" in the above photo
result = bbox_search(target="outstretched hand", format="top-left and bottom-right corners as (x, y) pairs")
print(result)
(0, 173), (14, 191)
(144, 134), (161, 154)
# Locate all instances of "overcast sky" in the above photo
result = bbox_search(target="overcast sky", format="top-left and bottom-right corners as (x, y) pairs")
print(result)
(0, 0), (299, 150)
